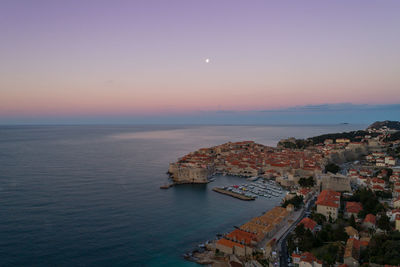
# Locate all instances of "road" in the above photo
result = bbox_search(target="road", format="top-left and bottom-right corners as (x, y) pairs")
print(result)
(278, 196), (316, 267)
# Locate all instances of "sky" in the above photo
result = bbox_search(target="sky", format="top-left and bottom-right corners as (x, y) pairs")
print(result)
(1, 0), (400, 124)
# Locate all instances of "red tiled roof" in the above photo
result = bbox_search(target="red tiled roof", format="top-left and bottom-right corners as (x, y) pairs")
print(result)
(364, 214), (376, 225)
(300, 252), (317, 263)
(360, 240), (370, 247)
(372, 185), (384, 191)
(216, 238), (244, 248)
(292, 253), (301, 258)
(299, 217), (317, 231)
(226, 229), (257, 246)
(316, 190), (340, 208)
(344, 238), (361, 258)
(346, 202), (363, 214)
(298, 188), (312, 195)
(372, 178), (385, 184)
(352, 238), (361, 250)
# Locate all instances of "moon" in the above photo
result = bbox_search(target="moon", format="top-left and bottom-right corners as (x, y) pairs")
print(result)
(205, 58), (210, 63)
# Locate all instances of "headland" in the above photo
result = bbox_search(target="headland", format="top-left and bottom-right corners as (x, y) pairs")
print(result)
(166, 121), (400, 266)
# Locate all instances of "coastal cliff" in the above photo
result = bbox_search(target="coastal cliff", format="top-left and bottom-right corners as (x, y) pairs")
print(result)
(168, 163), (213, 184)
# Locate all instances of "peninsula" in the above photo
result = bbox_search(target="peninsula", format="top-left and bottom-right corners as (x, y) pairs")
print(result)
(169, 121), (400, 267)
(167, 125), (383, 185)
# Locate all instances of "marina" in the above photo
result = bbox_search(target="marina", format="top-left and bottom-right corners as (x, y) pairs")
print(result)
(213, 179), (285, 200)
(212, 187), (255, 201)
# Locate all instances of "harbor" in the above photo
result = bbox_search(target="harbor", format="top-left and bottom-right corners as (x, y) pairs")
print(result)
(212, 187), (255, 201)
(212, 179), (285, 201)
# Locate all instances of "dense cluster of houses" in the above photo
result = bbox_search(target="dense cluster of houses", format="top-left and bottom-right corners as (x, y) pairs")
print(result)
(286, 125), (400, 267)
(291, 168), (400, 266)
(170, 141), (327, 183)
(170, 125), (400, 185)
(291, 188), (388, 267)
(292, 251), (323, 267)
(216, 206), (293, 257)
(180, 123), (400, 266)
(366, 151), (396, 167)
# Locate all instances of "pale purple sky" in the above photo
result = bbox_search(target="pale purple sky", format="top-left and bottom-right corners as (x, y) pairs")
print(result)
(1, 0), (400, 122)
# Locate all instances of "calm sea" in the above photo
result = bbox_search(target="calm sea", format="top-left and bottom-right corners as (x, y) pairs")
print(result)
(0, 124), (365, 266)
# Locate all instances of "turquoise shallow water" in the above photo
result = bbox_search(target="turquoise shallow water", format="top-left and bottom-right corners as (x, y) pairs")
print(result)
(0, 124), (364, 266)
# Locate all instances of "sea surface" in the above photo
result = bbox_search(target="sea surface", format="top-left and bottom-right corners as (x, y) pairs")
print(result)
(0, 124), (365, 266)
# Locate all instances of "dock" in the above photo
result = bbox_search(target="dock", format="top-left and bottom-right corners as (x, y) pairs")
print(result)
(212, 187), (255, 201)
(160, 183), (174, 189)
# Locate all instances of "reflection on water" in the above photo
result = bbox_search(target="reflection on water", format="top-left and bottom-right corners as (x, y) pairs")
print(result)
(0, 124), (365, 266)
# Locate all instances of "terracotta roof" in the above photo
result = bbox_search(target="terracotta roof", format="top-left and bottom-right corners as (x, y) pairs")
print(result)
(345, 226), (359, 237)
(316, 190), (340, 208)
(372, 178), (385, 184)
(240, 206), (288, 241)
(346, 202), (363, 214)
(299, 218), (317, 231)
(360, 239), (370, 247)
(226, 229), (257, 246)
(292, 253), (301, 258)
(344, 238), (360, 259)
(372, 185), (384, 191)
(364, 214), (376, 225)
(300, 252), (318, 263)
(216, 238), (244, 248)
(298, 188), (312, 195)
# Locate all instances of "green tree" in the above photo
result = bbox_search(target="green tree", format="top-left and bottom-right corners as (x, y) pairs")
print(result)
(302, 229), (315, 251)
(282, 195), (304, 209)
(349, 214), (357, 229)
(295, 224), (305, 236)
(368, 234), (400, 265)
(377, 214), (391, 231)
(313, 243), (339, 265)
(311, 212), (327, 225)
(325, 163), (340, 174)
(331, 223), (348, 242)
(350, 188), (384, 218)
(376, 190), (392, 199)
(298, 177), (315, 187)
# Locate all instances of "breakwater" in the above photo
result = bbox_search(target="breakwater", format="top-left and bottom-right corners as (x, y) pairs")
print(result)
(212, 187), (255, 201)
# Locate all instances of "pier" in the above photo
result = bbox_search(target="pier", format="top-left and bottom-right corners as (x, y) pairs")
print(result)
(212, 187), (255, 201)
(160, 183), (174, 189)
